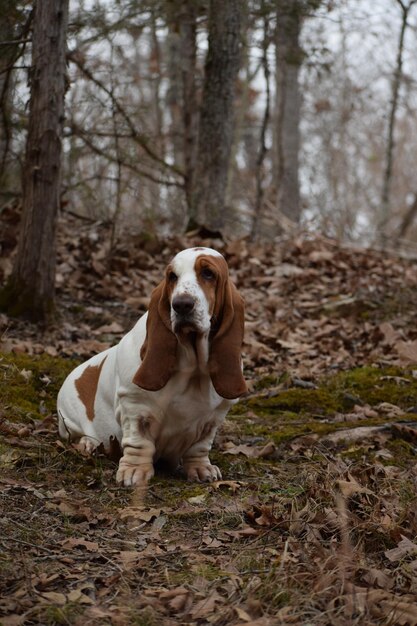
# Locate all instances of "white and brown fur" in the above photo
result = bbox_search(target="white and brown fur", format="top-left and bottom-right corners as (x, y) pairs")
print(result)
(57, 247), (246, 487)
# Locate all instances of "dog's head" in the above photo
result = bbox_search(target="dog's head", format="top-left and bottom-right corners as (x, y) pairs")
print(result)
(132, 247), (246, 399)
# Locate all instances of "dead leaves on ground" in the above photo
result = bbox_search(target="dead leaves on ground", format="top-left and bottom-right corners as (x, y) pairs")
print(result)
(2, 214), (417, 623)
(1, 214), (417, 378)
(2, 444), (417, 624)
(222, 441), (276, 459)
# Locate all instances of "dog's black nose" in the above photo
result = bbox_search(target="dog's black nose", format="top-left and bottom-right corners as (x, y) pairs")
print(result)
(172, 294), (195, 315)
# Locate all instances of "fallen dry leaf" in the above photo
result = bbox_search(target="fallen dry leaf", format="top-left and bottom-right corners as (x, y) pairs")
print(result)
(119, 506), (168, 522)
(222, 441), (276, 458)
(211, 480), (244, 493)
(119, 550), (141, 571)
(187, 494), (207, 505)
(385, 536), (417, 562)
(362, 567), (394, 590)
(61, 538), (99, 552)
(67, 589), (94, 604)
(379, 322), (400, 345)
(189, 592), (222, 619)
(38, 591), (67, 605)
(396, 340), (417, 363)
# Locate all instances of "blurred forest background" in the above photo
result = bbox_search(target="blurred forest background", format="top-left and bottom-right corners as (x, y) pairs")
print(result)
(2, 0), (417, 246)
(2, 0), (417, 323)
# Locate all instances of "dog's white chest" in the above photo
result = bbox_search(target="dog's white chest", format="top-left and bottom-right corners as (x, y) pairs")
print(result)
(151, 373), (228, 462)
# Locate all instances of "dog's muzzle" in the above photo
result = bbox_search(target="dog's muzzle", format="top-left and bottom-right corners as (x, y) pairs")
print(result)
(172, 294), (195, 317)
(171, 294), (197, 336)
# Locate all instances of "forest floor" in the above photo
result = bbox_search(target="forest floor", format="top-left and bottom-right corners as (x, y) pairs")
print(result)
(1, 209), (417, 626)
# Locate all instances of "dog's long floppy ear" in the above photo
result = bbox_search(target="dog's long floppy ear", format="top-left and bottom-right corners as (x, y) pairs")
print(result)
(132, 281), (177, 391)
(208, 275), (247, 400)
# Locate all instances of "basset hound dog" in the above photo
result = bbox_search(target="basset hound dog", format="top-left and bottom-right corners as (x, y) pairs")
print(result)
(57, 247), (247, 486)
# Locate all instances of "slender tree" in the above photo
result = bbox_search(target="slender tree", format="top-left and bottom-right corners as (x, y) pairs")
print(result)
(0, 0), (69, 322)
(252, 5), (271, 239)
(273, 0), (303, 227)
(0, 1), (29, 200)
(380, 0), (416, 244)
(166, 0), (198, 210)
(190, 0), (243, 231)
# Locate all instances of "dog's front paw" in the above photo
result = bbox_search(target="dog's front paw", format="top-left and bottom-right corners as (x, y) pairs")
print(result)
(75, 436), (99, 455)
(116, 459), (154, 487)
(184, 462), (222, 483)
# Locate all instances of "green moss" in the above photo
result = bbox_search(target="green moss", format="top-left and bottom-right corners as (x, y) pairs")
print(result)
(192, 564), (225, 581)
(128, 608), (158, 626)
(325, 366), (417, 406)
(33, 602), (84, 625)
(387, 438), (416, 462)
(228, 401), (247, 416)
(234, 366), (417, 448)
(248, 388), (339, 415)
(0, 351), (78, 423)
(252, 374), (287, 391)
(247, 366), (417, 418)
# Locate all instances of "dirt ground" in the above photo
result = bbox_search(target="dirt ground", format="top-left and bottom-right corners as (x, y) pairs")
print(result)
(1, 212), (417, 625)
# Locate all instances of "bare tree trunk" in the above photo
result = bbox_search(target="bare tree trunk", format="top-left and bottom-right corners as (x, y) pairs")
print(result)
(225, 1), (252, 208)
(0, 0), (69, 323)
(190, 0), (242, 231)
(0, 1), (29, 200)
(396, 192), (417, 242)
(165, 0), (198, 219)
(109, 47), (122, 260)
(252, 9), (271, 239)
(180, 1), (198, 210)
(380, 0), (416, 245)
(273, 0), (302, 226)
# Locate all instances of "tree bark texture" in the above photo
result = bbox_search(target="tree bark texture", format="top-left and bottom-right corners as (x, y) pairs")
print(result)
(380, 0), (416, 245)
(0, 0), (69, 322)
(251, 9), (271, 240)
(0, 0), (25, 197)
(166, 0), (198, 215)
(273, 0), (302, 225)
(190, 0), (242, 230)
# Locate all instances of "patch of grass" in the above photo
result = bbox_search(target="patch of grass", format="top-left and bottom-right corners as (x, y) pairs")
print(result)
(387, 438), (417, 462)
(326, 365), (417, 407)
(248, 387), (340, 415)
(128, 607), (158, 626)
(1, 351), (417, 625)
(234, 366), (417, 446)
(192, 563), (226, 581)
(248, 366), (417, 418)
(0, 351), (77, 422)
(36, 603), (84, 626)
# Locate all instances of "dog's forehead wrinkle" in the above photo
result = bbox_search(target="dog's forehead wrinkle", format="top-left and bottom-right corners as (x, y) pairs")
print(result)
(171, 247), (223, 270)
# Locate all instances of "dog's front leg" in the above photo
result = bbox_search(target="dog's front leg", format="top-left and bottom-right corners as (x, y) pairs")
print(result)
(116, 403), (158, 487)
(182, 422), (222, 483)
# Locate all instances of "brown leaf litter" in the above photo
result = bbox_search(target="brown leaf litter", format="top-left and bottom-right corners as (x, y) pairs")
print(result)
(1, 210), (417, 624)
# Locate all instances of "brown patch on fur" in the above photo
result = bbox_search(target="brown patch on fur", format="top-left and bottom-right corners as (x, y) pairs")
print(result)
(133, 279), (178, 391)
(194, 255), (224, 316)
(202, 256), (247, 400)
(75, 355), (108, 421)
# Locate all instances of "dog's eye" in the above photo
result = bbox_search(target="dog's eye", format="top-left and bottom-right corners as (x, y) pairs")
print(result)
(201, 268), (215, 281)
(168, 271), (178, 282)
